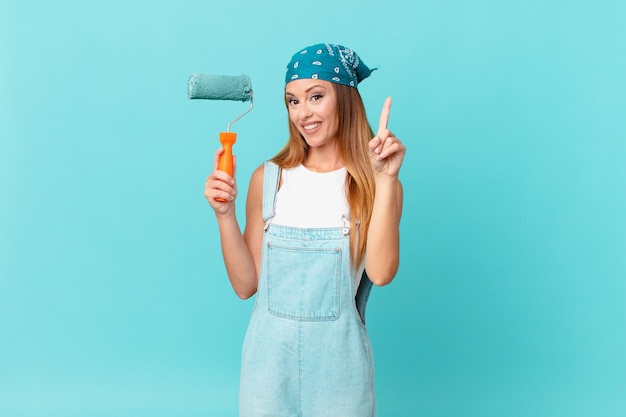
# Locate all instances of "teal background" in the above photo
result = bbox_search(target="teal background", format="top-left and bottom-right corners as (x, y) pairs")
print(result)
(1, 0), (625, 416)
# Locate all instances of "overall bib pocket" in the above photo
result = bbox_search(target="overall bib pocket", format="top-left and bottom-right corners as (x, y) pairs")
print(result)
(266, 242), (342, 321)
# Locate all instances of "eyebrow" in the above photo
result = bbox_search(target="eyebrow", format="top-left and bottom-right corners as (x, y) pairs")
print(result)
(285, 84), (328, 96)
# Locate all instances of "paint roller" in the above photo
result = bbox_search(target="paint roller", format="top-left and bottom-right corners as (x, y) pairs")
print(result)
(188, 74), (253, 179)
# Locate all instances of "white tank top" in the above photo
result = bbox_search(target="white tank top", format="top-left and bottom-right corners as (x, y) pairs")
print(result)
(272, 164), (365, 295)
(272, 164), (349, 228)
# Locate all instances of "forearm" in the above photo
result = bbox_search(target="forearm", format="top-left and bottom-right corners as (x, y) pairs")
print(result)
(216, 212), (259, 299)
(365, 174), (403, 286)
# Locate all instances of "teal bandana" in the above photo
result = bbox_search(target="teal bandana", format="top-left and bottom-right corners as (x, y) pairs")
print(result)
(285, 43), (375, 88)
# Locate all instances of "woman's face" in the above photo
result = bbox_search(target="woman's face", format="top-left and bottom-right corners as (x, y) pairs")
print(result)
(285, 79), (339, 149)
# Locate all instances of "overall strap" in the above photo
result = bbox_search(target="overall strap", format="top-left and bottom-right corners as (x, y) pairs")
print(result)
(262, 161), (281, 223)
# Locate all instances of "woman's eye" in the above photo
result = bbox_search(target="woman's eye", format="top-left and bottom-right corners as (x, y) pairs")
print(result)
(288, 98), (298, 106)
(311, 94), (323, 102)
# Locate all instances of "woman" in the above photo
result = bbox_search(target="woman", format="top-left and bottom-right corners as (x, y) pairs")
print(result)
(205, 43), (405, 417)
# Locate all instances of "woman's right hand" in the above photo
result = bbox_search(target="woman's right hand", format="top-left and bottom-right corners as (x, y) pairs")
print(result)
(204, 147), (238, 216)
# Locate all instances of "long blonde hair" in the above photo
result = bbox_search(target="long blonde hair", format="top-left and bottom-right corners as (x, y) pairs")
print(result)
(271, 83), (375, 269)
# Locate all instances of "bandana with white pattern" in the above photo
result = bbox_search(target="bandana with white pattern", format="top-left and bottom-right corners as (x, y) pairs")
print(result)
(285, 43), (375, 88)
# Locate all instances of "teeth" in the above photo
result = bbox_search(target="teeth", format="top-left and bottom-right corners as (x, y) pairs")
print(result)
(303, 123), (320, 131)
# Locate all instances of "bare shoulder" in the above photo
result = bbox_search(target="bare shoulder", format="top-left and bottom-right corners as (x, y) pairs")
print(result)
(247, 163), (265, 202)
(244, 164), (267, 272)
(245, 163), (266, 223)
(250, 163), (265, 184)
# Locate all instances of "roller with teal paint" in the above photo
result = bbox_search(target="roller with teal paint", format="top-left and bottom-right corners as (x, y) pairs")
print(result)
(188, 73), (253, 183)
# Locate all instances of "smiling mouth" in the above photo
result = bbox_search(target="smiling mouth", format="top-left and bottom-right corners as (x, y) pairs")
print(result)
(303, 123), (321, 131)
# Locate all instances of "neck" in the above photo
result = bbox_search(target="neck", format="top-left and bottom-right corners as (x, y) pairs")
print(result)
(303, 149), (344, 173)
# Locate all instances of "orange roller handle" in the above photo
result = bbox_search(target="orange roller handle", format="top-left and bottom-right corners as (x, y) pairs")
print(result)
(216, 131), (237, 202)
(218, 131), (237, 175)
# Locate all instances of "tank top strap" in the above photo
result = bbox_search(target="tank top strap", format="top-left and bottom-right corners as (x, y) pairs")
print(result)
(262, 161), (281, 223)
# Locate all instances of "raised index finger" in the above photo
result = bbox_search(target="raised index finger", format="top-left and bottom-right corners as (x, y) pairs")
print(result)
(378, 97), (392, 134)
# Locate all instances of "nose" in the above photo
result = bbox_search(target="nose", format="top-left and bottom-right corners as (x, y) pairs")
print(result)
(298, 101), (313, 120)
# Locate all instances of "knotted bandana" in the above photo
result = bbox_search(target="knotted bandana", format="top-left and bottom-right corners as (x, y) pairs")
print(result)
(285, 43), (375, 88)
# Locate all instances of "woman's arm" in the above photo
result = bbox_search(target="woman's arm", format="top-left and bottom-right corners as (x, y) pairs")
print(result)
(205, 150), (264, 299)
(365, 97), (406, 286)
(366, 176), (403, 286)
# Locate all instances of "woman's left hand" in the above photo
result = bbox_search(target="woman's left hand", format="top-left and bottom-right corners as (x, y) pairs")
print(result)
(369, 97), (406, 177)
